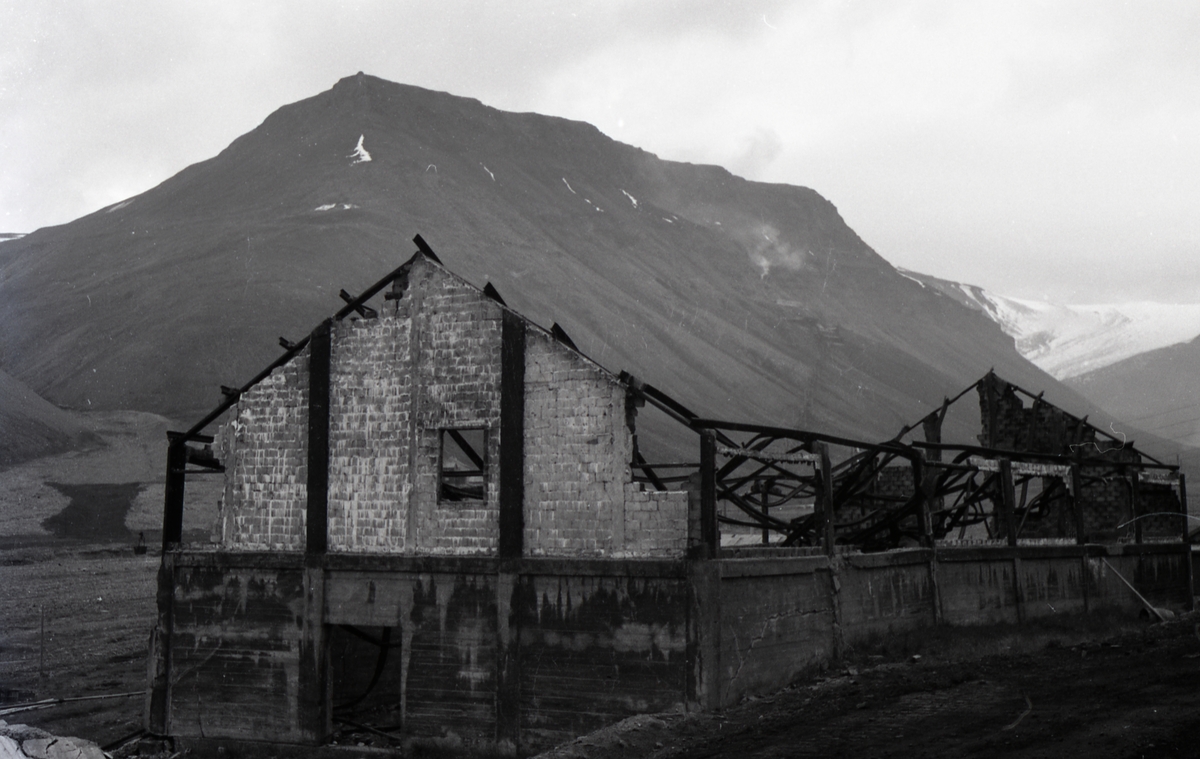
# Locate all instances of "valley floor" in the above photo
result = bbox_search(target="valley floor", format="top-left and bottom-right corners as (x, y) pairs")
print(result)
(541, 615), (1200, 759)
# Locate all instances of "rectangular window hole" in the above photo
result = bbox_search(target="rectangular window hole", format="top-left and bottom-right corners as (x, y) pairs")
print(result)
(440, 428), (487, 502)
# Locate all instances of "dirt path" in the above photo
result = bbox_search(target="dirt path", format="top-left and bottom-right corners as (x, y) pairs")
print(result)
(543, 617), (1200, 759)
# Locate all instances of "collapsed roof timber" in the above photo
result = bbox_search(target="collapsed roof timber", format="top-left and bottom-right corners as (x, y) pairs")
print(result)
(149, 236), (1192, 753)
(165, 236), (1188, 555)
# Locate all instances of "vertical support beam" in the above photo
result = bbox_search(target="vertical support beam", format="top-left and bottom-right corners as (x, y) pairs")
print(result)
(1071, 459), (1086, 545)
(495, 572), (521, 751)
(998, 459), (1024, 623)
(686, 559), (722, 710)
(1131, 469), (1142, 544)
(146, 552), (175, 734)
(760, 483), (770, 546)
(499, 311), (526, 559)
(985, 373), (999, 449)
(1180, 473), (1191, 543)
(700, 431), (718, 558)
(998, 459), (1018, 547)
(1180, 474), (1194, 611)
(307, 319), (332, 556)
(914, 454), (933, 547)
(917, 451), (943, 625)
(161, 436), (187, 550)
(297, 562), (329, 744)
(819, 443), (835, 556)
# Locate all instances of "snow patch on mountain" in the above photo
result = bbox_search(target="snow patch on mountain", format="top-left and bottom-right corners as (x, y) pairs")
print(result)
(900, 269), (1200, 379)
(349, 135), (372, 164)
(622, 189), (638, 208)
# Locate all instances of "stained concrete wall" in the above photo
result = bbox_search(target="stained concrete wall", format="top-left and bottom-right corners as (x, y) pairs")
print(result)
(711, 542), (1191, 707)
(155, 552), (691, 755)
(152, 541), (1191, 751)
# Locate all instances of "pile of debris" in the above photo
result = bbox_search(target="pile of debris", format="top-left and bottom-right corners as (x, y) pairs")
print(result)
(0, 721), (105, 759)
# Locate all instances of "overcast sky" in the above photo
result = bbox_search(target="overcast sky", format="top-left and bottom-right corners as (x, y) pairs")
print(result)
(3, 0), (1197, 303)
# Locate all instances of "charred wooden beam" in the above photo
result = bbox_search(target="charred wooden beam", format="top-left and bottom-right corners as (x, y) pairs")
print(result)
(700, 431), (718, 557)
(339, 289), (378, 319)
(483, 282), (507, 306)
(498, 311), (526, 559)
(550, 322), (578, 351)
(413, 233), (442, 264)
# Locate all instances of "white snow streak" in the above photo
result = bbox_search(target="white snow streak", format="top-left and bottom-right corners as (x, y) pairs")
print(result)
(482, 164), (495, 181)
(562, 178), (576, 194)
(314, 203), (358, 212)
(106, 200), (132, 213)
(621, 189), (638, 208)
(349, 134), (372, 164)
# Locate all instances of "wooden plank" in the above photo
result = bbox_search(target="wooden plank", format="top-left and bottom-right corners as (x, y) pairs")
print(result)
(700, 432), (718, 557)
(499, 311), (526, 560)
(161, 441), (187, 549)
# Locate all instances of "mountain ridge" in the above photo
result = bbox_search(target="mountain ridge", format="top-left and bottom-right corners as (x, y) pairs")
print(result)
(0, 73), (1156, 458)
(898, 268), (1200, 379)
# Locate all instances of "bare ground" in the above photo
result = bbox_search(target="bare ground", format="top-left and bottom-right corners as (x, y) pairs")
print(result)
(4, 416), (1200, 757)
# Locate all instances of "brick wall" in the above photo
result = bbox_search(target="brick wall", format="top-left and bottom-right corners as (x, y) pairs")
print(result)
(216, 349), (310, 550)
(399, 262), (504, 556)
(327, 316), (412, 552)
(214, 256), (685, 558)
(522, 330), (687, 558)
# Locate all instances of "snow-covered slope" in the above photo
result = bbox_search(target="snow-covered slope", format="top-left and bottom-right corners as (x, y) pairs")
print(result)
(899, 269), (1200, 379)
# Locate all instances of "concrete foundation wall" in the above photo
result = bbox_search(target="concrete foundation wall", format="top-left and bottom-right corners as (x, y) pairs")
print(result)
(156, 552), (690, 755)
(152, 542), (1190, 752)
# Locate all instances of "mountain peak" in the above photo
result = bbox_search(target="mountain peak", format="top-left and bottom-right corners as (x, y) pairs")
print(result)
(0, 74), (1095, 452)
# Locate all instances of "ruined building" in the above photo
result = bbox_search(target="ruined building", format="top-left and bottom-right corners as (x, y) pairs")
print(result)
(149, 237), (1193, 755)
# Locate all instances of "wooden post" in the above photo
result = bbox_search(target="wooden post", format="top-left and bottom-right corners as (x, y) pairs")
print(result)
(498, 312), (526, 559)
(161, 436), (187, 550)
(998, 459), (1018, 547)
(1131, 469), (1142, 544)
(1180, 473), (1191, 543)
(146, 552), (175, 734)
(760, 480), (770, 546)
(998, 459), (1023, 622)
(914, 454), (933, 547)
(306, 319), (331, 556)
(1071, 458), (1086, 545)
(819, 443), (835, 556)
(1180, 474), (1194, 611)
(297, 562), (329, 744)
(700, 431), (718, 558)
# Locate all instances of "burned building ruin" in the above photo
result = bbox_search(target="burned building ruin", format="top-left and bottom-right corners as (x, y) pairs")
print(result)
(148, 236), (1193, 755)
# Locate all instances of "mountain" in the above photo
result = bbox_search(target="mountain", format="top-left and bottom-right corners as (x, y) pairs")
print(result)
(899, 269), (1200, 379)
(0, 73), (1158, 456)
(0, 368), (98, 465)
(1068, 335), (1200, 449)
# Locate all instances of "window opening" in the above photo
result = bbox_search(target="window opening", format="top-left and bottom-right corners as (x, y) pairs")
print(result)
(440, 428), (487, 501)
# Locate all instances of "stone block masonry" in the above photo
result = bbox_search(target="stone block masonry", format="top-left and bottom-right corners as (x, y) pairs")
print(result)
(216, 347), (310, 550)
(522, 329), (687, 558)
(212, 254), (686, 559)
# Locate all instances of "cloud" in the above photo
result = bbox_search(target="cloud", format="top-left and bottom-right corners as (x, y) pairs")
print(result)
(2, 0), (1198, 303)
